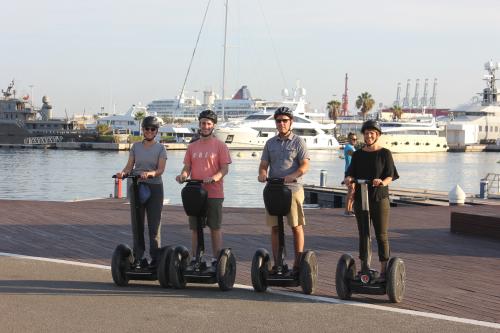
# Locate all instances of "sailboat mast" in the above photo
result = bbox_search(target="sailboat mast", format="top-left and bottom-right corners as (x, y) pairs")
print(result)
(221, 0), (229, 121)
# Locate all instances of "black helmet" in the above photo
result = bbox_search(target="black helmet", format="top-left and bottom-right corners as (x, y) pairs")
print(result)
(273, 106), (293, 120)
(198, 109), (217, 124)
(361, 120), (382, 134)
(142, 116), (160, 129)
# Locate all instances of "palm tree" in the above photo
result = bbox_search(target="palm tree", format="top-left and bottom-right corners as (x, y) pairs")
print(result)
(96, 123), (112, 136)
(134, 110), (146, 135)
(355, 92), (375, 120)
(326, 100), (341, 137)
(391, 105), (403, 120)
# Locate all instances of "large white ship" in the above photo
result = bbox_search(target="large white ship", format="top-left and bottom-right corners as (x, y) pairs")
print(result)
(378, 116), (448, 153)
(214, 99), (339, 150)
(444, 61), (500, 146)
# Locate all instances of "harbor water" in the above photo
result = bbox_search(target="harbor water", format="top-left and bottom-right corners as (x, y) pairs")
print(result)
(1, 149), (499, 207)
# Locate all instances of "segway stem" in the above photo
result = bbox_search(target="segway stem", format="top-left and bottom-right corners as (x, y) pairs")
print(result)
(196, 216), (205, 261)
(277, 215), (286, 268)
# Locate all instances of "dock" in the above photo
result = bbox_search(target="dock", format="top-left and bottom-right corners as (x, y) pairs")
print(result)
(304, 184), (500, 207)
(0, 199), (499, 324)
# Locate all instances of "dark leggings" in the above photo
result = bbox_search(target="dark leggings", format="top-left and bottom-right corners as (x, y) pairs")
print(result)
(353, 197), (390, 262)
(129, 182), (164, 261)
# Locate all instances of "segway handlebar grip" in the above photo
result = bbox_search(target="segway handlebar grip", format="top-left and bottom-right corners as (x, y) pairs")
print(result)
(112, 174), (153, 180)
(351, 179), (372, 185)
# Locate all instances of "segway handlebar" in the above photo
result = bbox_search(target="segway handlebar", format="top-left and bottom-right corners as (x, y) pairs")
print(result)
(112, 174), (153, 180)
(180, 178), (215, 184)
(265, 177), (297, 184)
(351, 179), (372, 185)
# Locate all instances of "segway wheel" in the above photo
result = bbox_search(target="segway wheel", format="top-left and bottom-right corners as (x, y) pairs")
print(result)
(386, 257), (406, 303)
(335, 254), (356, 300)
(111, 244), (132, 287)
(299, 250), (318, 295)
(169, 246), (190, 289)
(216, 249), (236, 291)
(251, 249), (270, 292)
(158, 246), (174, 288)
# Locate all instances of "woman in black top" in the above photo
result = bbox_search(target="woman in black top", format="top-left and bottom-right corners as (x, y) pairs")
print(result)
(344, 120), (399, 279)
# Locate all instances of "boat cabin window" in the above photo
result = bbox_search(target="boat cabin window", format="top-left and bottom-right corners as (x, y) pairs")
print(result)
(292, 117), (311, 123)
(292, 128), (317, 136)
(245, 114), (272, 121)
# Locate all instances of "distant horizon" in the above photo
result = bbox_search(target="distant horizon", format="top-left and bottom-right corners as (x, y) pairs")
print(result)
(1, 0), (499, 117)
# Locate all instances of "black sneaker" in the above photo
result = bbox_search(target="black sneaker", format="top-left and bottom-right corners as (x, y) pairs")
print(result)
(139, 258), (149, 269)
(149, 258), (158, 269)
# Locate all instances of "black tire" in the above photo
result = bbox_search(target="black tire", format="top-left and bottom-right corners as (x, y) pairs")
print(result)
(251, 249), (270, 292)
(335, 253), (355, 300)
(299, 250), (318, 295)
(386, 257), (406, 303)
(169, 246), (190, 289)
(158, 246), (173, 288)
(111, 244), (132, 287)
(216, 249), (236, 291)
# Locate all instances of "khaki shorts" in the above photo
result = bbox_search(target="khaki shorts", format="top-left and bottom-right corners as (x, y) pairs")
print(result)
(189, 198), (224, 230)
(266, 188), (306, 228)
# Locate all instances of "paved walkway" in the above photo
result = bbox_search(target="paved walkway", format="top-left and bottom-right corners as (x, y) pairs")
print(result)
(0, 199), (499, 327)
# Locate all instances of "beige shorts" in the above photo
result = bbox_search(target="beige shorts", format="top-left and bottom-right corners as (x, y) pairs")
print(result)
(266, 188), (306, 228)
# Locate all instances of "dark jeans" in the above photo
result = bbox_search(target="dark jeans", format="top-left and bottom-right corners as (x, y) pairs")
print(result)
(353, 197), (390, 263)
(129, 182), (164, 261)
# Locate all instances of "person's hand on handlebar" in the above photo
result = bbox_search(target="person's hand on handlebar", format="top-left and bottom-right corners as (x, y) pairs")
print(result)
(116, 171), (127, 179)
(284, 175), (296, 184)
(176, 173), (188, 184)
(203, 177), (215, 184)
(372, 178), (384, 187)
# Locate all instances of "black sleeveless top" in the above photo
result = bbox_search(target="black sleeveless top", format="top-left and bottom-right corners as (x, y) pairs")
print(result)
(346, 148), (399, 201)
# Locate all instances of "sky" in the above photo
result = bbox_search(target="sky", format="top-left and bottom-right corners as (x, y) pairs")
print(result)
(1, 0), (500, 117)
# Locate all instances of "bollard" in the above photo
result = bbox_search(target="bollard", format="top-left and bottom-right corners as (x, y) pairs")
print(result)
(114, 178), (122, 199)
(320, 169), (327, 187)
(479, 179), (488, 199)
(449, 184), (465, 206)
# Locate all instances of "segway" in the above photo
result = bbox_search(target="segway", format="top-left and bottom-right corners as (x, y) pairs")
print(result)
(168, 180), (236, 291)
(251, 178), (318, 295)
(335, 179), (406, 303)
(110, 174), (173, 287)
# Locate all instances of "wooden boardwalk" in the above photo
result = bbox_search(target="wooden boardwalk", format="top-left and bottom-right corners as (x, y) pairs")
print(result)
(0, 199), (499, 324)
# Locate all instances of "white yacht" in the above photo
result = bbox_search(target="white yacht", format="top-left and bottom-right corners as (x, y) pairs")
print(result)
(444, 61), (500, 146)
(214, 100), (339, 150)
(378, 116), (448, 153)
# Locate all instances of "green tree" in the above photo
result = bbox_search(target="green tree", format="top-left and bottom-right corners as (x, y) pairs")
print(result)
(355, 92), (375, 120)
(391, 105), (403, 120)
(134, 110), (146, 135)
(96, 123), (112, 135)
(326, 100), (341, 137)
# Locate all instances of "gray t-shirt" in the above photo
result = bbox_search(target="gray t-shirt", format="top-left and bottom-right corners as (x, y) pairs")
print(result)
(261, 133), (310, 191)
(130, 141), (167, 184)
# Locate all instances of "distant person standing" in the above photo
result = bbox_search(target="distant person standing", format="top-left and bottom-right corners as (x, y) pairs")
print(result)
(343, 132), (357, 216)
(176, 110), (232, 263)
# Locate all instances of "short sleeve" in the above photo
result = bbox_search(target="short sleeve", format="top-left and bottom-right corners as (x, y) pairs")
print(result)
(261, 141), (270, 162)
(382, 149), (399, 181)
(296, 137), (310, 161)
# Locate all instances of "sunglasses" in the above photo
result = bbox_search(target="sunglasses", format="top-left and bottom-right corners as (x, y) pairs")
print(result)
(351, 138), (357, 141)
(275, 118), (290, 123)
(143, 127), (157, 132)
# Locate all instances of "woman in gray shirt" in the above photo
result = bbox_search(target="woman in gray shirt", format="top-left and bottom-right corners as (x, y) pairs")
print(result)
(116, 116), (167, 269)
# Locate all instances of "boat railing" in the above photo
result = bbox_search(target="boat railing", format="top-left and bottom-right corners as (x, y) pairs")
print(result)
(484, 173), (500, 195)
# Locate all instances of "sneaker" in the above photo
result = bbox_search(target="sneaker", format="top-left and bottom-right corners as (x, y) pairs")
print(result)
(343, 212), (355, 217)
(149, 258), (158, 269)
(349, 211), (356, 217)
(211, 257), (218, 267)
(139, 258), (149, 269)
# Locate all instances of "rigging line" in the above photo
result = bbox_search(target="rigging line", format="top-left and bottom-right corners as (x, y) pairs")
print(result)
(177, 0), (212, 109)
(256, 0), (287, 89)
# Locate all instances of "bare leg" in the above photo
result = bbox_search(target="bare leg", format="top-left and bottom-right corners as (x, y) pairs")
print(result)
(292, 225), (304, 268)
(211, 228), (223, 256)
